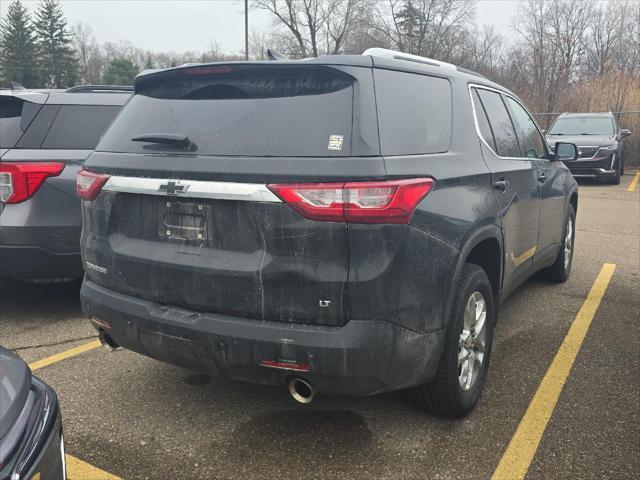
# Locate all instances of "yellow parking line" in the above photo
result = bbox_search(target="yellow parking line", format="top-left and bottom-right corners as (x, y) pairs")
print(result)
(28, 339), (101, 371)
(628, 171), (640, 192)
(66, 454), (122, 480)
(492, 263), (616, 480)
(28, 342), (120, 478)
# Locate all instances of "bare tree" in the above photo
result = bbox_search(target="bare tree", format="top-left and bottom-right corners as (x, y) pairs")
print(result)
(370, 0), (475, 62)
(254, 0), (367, 57)
(511, 0), (592, 113)
(72, 22), (105, 84)
(459, 25), (505, 78)
(583, 1), (626, 76)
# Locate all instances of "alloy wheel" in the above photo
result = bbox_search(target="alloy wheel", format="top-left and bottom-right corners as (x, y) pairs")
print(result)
(564, 217), (573, 271)
(458, 291), (487, 391)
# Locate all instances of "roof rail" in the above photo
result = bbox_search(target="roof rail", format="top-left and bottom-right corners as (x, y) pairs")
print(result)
(65, 85), (133, 93)
(456, 66), (487, 80)
(362, 48), (457, 71)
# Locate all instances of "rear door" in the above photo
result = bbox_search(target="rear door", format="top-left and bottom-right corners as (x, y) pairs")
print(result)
(82, 64), (382, 327)
(470, 86), (540, 295)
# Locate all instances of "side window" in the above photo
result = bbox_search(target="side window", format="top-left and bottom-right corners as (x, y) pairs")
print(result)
(0, 97), (41, 148)
(374, 69), (452, 156)
(15, 105), (60, 149)
(41, 105), (121, 149)
(476, 89), (521, 158)
(505, 97), (547, 159)
(470, 88), (497, 152)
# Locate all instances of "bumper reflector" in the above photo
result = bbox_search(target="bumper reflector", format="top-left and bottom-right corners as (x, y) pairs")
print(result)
(90, 316), (112, 330)
(260, 360), (311, 372)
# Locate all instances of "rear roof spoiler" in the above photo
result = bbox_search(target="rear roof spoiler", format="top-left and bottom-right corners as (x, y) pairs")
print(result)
(65, 85), (133, 93)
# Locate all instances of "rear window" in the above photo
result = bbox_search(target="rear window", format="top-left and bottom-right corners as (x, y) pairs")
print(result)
(0, 97), (41, 148)
(97, 66), (355, 157)
(374, 69), (451, 156)
(41, 105), (121, 149)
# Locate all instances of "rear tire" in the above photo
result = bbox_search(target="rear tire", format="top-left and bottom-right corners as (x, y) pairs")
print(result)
(415, 263), (495, 417)
(542, 204), (575, 283)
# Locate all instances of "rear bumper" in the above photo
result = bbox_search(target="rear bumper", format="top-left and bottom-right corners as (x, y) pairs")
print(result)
(81, 280), (446, 396)
(0, 244), (82, 279)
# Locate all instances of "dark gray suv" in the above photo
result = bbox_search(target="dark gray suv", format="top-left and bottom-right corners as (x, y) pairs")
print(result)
(0, 86), (131, 280)
(545, 112), (631, 184)
(78, 49), (579, 417)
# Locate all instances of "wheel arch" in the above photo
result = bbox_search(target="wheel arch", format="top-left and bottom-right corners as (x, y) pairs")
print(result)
(569, 189), (578, 216)
(443, 225), (504, 328)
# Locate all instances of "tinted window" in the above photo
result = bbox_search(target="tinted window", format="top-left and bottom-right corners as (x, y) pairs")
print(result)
(99, 66), (354, 157)
(0, 97), (42, 148)
(477, 89), (521, 157)
(471, 88), (496, 152)
(15, 105), (59, 149)
(505, 97), (547, 159)
(548, 116), (615, 135)
(0, 97), (23, 148)
(375, 69), (451, 156)
(41, 105), (121, 149)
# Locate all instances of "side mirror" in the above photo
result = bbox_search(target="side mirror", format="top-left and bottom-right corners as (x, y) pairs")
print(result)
(620, 128), (631, 138)
(554, 142), (578, 161)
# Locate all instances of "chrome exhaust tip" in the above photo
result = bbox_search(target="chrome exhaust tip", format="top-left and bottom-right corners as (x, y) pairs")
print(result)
(288, 378), (317, 404)
(98, 331), (119, 352)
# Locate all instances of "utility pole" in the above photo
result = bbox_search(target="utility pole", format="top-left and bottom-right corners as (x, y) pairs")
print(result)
(245, 0), (249, 60)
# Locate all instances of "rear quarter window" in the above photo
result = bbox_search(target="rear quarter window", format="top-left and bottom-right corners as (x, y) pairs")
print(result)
(374, 69), (451, 156)
(0, 97), (42, 148)
(41, 105), (121, 149)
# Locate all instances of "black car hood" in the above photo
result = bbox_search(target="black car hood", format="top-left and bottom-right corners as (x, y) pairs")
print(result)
(546, 134), (615, 147)
(0, 346), (31, 439)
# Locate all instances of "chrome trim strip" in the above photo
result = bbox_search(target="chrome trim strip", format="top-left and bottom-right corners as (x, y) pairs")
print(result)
(572, 168), (616, 178)
(467, 83), (551, 162)
(102, 176), (282, 203)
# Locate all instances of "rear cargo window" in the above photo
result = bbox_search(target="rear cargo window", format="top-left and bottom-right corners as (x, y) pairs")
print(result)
(0, 97), (41, 148)
(41, 105), (121, 149)
(97, 66), (355, 157)
(374, 69), (451, 156)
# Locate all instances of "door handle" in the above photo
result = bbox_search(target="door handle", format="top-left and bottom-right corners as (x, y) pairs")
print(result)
(538, 172), (547, 182)
(494, 179), (509, 193)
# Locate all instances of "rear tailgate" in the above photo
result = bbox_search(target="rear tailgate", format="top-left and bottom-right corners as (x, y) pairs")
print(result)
(82, 62), (382, 327)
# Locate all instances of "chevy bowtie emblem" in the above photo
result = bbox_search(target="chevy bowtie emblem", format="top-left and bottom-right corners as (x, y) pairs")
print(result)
(159, 181), (189, 195)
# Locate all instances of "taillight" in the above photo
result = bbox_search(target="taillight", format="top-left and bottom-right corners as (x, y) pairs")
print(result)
(77, 170), (110, 200)
(268, 178), (435, 224)
(0, 162), (65, 204)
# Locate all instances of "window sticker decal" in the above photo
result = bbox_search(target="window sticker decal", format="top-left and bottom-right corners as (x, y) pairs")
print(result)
(328, 134), (344, 151)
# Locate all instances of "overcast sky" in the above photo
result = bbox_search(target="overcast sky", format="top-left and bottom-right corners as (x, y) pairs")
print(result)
(5, 0), (521, 54)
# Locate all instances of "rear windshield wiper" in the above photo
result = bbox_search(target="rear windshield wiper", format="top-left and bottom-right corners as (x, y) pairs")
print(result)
(131, 133), (196, 149)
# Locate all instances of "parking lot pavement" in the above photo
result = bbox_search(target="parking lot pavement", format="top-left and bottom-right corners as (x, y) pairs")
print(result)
(1, 174), (638, 480)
